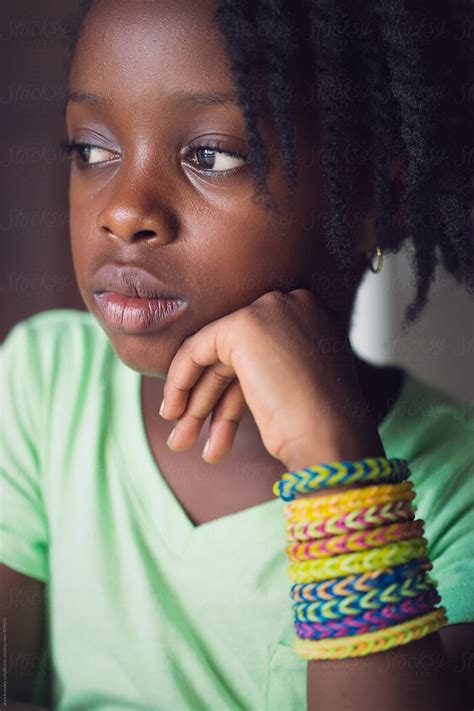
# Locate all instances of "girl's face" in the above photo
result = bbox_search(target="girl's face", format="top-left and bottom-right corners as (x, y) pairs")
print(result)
(66, 0), (369, 377)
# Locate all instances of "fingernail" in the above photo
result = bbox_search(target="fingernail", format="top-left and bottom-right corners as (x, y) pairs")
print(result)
(159, 398), (166, 417)
(202, 438), (211, 459)
(167, 427), (175, 447)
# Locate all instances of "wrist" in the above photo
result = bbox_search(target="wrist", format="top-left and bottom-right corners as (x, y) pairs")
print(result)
(281, 426), (387, 500)
(281, 426), (386, 483)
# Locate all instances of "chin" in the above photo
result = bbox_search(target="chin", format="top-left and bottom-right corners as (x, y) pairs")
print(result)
(106, 332), (178, 379)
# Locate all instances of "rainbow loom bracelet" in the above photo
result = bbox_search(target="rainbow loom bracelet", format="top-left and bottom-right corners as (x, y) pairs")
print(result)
(274, 457), (410, 502)
(288, 538), (429, 583)
(292, 608), (447, 660)
(291, 574), (437, 619)
(286, 520), (424, 561)
(295, 589), (441, 639)
(292, 581), (440, 634)
(284, 482), (415, 523)
(286, 499), (415, 542)
(275, 458), (444, 659)
(290, 559), (433, 602)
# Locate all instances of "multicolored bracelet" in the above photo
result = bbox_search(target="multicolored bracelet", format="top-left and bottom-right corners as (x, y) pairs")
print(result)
(292, 608), (447, 659)
(286, 499), (415, 542)
(290, 559), (433, 602)
(286, 520), (424, 560)
(291, 573), (437, 619)
(295, 589), (441, 639)
(273, 457), (410, 502)
(274, 457), (445, 660)
(284, 481), (415, 523)
(288, 538), (429, 583)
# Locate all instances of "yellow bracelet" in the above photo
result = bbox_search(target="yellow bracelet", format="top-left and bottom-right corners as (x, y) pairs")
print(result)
(285, 482), (415, 524)
(293, 607), (447, 659)
(288, 538), (428, 583)
(286, 499), (415, 542)
(286, 521), (424, 561)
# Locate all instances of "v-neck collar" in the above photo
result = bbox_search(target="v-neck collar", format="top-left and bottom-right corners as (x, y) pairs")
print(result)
(113, 357), (287, 559)
(113, 353), (410, 560)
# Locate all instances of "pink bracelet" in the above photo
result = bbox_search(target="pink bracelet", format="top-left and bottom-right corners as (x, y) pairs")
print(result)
(286, 520), (424, 561)
(294, 589), (442, 638)
(286, 499), (415, 542)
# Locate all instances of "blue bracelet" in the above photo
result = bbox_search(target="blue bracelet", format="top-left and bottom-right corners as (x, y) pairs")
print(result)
(290, 559), (433, 603)
(273, 457), (410, 502)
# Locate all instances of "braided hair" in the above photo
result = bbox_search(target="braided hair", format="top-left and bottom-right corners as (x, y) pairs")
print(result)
(64, 0), (473, 328)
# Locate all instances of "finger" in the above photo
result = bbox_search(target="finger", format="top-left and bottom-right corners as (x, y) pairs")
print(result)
(201, 379), (248, 463)
(160, 322), (236, 419)
(166, 367), (237, 452)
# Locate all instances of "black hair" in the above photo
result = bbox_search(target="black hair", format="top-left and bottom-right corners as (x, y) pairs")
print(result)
(64, 0), (473, 329)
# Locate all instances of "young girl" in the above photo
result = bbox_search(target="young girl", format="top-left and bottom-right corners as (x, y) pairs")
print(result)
(1, 1), (473, 709)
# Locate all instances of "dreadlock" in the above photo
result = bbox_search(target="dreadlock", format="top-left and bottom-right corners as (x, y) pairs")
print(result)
(64, 0), (473, 329)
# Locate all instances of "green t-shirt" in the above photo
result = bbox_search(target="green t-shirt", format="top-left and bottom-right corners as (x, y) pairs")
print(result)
(1, 308), (473, 711)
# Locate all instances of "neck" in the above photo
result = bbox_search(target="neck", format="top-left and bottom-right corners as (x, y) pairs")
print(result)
(351, 354), (405, 428)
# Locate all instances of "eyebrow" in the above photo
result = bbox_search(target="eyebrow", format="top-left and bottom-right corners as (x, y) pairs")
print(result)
(63, 89), (240, 117)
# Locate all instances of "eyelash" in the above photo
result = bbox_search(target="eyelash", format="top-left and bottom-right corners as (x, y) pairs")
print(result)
(59, 138), (247, 178)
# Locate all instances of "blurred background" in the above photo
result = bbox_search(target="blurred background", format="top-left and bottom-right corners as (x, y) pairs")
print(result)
(1, 0), (473, 402)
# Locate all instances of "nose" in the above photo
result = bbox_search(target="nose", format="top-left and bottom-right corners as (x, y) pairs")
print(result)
(96, 171), (178, 245)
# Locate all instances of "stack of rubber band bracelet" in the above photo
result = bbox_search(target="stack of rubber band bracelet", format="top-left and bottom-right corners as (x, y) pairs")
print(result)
(272, 457), (447, 660)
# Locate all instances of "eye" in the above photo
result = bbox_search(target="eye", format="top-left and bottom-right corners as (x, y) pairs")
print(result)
(60, 138), (118, 169)
(185, 142), (247, 176)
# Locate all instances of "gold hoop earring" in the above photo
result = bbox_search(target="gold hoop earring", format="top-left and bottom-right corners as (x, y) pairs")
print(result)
(366, 245), (383, 274)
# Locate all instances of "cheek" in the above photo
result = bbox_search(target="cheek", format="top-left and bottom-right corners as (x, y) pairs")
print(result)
(69, 198), (100, 299)
(202, 212), (316, 300)
(216, 158), (322, 296)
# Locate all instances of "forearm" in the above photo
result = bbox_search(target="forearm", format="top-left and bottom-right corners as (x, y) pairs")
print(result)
(298, 481), (466, 710)
(284, 434), (467, 711)
(306, 632), (465, 711)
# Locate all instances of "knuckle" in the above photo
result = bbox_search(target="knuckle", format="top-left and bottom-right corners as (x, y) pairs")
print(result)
(289, 287), (315, 302)
(213, 413), (241, 427)
(289, 287), (309, 297)
(181, 411), (208, 424)
(178, 333), (196, 355)
(180, 334), (195, 352)
(258, 289), (288, 305)
(247, 290), (288, 319)
(164, 376), (187, 394)
(213, 383), (245, 418)
(223, 309), (253, 342)
(209, 368), (232, 386)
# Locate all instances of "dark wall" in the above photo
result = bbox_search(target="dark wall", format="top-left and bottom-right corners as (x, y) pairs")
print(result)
(0, 0), (85, 341)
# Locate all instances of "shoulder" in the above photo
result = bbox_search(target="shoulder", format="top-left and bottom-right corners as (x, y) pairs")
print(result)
(391, 368), (472, 506)
(1, 308), (113, 413)
(406, 372), (471, 505)
(2, 308), (109, 377)
(2, 307), (104, 351)
(384, 368), (472, 479)
(390, 370), (473, 624)
(389, 368), (472, 445)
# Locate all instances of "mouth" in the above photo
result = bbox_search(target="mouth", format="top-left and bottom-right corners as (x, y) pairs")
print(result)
(93, 292), (188, 334)
(92, 263), (188, 334)
(92, 263), (185, 300)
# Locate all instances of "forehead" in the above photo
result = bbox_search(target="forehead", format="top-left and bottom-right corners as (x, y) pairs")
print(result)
(67, 0), (314, 161)
(69, 0), (239, 102)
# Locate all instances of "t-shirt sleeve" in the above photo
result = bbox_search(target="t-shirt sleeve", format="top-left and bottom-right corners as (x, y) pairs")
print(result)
(427, 455), (474, 626)
(0, 319), (49, 582)
(410, 401), (474, 627)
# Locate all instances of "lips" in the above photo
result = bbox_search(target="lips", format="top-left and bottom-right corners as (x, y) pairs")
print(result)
(91, 262), (189, 334)
(92, 263), (184, 301)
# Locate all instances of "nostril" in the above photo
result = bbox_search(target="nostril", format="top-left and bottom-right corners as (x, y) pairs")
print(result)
(134, 230), (157, 239)
(99, 225), (160, 241)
